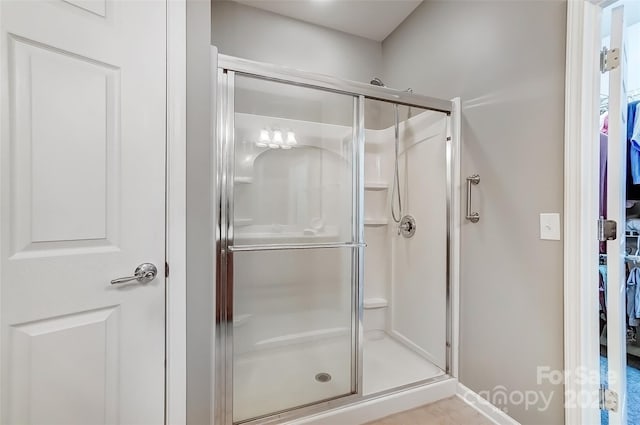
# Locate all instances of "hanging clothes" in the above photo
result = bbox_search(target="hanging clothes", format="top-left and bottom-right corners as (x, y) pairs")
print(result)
(632, 103), (640, 182)
(628, 267), (640, 326)
(629, 100), (640, 143)
(600, 264), (608, 313)
(600, 111), (609, 254)
(628, 102), (640, 184)
(600, 263), (608, 335)
(627, 100), (640, 199)
(601, 111), (609, 135)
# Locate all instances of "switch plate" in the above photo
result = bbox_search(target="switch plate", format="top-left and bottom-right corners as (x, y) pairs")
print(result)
(540, 213), (561, 240)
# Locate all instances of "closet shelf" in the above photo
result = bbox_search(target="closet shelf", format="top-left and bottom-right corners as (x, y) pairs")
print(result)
(364, 181), (389, 191)
(364, 218), (389, 226)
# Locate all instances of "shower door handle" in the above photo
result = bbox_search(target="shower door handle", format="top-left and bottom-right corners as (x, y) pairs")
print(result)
(466, 175), (480, 223)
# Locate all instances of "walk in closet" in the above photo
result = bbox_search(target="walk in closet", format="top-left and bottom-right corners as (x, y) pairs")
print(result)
(598, 5), (640, 423)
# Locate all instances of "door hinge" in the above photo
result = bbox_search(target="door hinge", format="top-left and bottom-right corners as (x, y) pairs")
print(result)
(165, 262), (169, 278)
(600, 386), (619, 412)
(598, 218), (617, 241)
(601, 47), (621, 73)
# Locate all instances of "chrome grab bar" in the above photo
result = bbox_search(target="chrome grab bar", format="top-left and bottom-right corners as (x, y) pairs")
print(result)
(466, 174), (480, 223)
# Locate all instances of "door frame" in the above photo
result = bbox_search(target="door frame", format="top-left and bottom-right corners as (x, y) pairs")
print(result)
(0, 0), (188, 423)
(564, 1), (615, 424)
(166, 0), (187, 423)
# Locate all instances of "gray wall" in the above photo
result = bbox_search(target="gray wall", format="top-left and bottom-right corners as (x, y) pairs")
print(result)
(187, 0), (213, 424)
(211, 1), (383, 83)
(209, 1), (567, 423)
(382, 1), (566, 424)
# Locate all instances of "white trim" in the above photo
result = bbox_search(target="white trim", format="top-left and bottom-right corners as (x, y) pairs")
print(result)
(603, 5), (628, 425)
(456, 383), (520, 425)
(564, 1), (603, 425)
(210, 46), (218, 424)
(450, 97), (461, 379)
(166, 0), (187, 423)
(0, 0), (4, 421)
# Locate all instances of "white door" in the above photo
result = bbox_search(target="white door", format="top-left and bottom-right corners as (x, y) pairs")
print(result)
(0, 1), (167, 424)
(605, 5), (628, 425)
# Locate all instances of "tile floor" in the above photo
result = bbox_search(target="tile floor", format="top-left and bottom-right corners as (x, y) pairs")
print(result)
(365, 397), (493, 425)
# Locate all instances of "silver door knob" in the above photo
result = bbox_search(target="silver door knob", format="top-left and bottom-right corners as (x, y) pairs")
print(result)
(111, 263), (158, 285)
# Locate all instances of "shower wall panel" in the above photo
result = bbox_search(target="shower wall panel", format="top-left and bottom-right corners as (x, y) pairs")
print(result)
(390, 111), (448, 370)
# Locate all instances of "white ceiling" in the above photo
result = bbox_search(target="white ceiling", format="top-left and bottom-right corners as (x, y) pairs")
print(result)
(229, 0), (423, 42)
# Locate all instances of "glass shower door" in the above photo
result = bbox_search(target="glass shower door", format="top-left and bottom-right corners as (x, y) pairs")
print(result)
(219, 72), (363, 423)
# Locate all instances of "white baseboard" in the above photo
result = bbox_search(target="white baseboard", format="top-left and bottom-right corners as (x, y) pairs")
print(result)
(287, 378), (458, 425)
(457, 383), (521, 425)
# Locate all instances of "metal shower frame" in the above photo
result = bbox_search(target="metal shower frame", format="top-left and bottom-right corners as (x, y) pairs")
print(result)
(215, 54), (455, 425)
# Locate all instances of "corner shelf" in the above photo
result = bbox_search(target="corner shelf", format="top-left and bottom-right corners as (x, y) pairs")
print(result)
(234, 224), (341, 244)
(234, 218), (253, 227)
(234, 176), (253, 184)
(364, 218), (388, 226)
(233, 314), (252, 327)
(364, 181), (389, 191)
(364, 297), (389, 309)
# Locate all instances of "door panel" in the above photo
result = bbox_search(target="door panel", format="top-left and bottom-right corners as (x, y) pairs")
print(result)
(605, 5), (628, 425)
(9, 307), (119, 424)
(10, 36), (120, 256)
(221, 73), (361, 423)
(232, 248), (354, 422)
(232, 75), (356, 246)
(1, 1), (167, 423)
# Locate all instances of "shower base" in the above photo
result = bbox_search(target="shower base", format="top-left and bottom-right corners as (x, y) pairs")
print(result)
(362, 332), (445, 395)
(233, 331), (445, 422)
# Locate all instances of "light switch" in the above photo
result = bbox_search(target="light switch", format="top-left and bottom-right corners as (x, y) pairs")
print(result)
(540, 213), (561, 240)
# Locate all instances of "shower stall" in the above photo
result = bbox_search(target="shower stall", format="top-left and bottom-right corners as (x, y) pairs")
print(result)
(215, 55), (459, 425)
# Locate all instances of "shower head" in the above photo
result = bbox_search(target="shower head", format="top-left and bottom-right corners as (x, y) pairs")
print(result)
(371, 78), (413, 94)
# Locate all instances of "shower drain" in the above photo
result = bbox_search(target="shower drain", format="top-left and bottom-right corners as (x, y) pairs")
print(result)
(315, 373), (332, 383)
